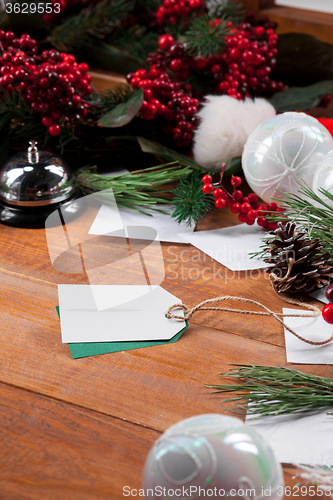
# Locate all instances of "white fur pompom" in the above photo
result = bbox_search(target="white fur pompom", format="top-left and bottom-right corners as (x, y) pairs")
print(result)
(193, 96), (276, 171)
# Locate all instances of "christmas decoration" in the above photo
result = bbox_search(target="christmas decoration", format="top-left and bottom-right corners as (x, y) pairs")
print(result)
(193, 96), (276, 171)
(0, 29), (91, 141)
(322, 303), (333, 325)
(261, 222), (333, 294)
(143, 413), (284, 500)
(200, 165), (285, 229)
(0, 140), (79, 227)
(206, 365), (333, 418)
(326, 285), (333, 302)
(242, 112), (333, 204)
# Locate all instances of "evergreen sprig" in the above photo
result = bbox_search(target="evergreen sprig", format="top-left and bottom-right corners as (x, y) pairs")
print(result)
(185, 15), (230, 57)
(206, 364), (333, 418)
(49, 0), (134, 52)
(171, 169), (214, 226)
(106, 27), (159, 64)
(76, 162), (192, 212)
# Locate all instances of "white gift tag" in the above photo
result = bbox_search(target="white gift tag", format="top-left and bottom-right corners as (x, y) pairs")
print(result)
(58, 285), (185, 343)
(179, 224), (270, 271)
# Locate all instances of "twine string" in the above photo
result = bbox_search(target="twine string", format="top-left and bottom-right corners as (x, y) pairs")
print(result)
(166, 294), (331, 347)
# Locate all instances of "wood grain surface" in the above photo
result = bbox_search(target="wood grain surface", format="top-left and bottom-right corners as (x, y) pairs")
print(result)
(0, 196), (331, 499)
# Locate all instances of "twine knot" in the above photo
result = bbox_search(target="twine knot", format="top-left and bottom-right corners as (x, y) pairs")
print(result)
(166, 293), (332, 347)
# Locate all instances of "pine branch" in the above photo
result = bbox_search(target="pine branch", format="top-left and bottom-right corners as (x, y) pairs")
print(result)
(76, 163), (193, 212)
(49, 0), (134, 52)
(207, 0), (244, 23)
(106, 27), (159, 64)
(171, 169), (214, 226)
(185, 15), (230, 57)
(206, 364), (333, 418)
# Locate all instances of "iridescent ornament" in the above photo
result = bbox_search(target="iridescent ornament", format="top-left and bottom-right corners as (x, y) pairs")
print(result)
(143, 414), (284, 499)
(242, 112), (333, 203)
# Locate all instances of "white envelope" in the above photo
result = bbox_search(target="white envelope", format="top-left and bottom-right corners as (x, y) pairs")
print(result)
(89, 204), (195, 243)
(246, 410), (333, 465)
(58, 285), (185, 343)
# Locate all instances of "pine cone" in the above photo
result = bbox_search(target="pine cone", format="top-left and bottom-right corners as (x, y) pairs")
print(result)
(264, 222), (333, 293)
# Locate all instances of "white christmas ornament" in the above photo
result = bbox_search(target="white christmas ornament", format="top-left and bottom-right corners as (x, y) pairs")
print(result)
(313, 149), (333, 206)
(242, 112), (333, 204)
(143, 413), (284, 500)
(193, 96), (276, 171)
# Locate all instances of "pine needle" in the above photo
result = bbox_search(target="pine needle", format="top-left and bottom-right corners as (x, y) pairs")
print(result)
(185, 15), (230, 57)
(206, 365), (333, 418)
(49, 0), (134, 52)
(171, 169), (214, 226)
(76, 162), (192, 212)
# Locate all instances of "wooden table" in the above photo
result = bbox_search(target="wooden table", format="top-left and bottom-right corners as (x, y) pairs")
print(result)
(0, 200), (330, 499)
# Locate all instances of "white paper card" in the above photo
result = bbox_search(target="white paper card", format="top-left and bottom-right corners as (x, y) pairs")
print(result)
(58, 284), (185, 343)
(246, 410), (333, 465)
(179, 224), (269, 271)
(283, 307), (333, 364)
(89, 204), (195, 243)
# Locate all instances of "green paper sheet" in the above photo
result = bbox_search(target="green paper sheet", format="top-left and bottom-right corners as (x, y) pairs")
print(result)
(56, 306), (188, 359)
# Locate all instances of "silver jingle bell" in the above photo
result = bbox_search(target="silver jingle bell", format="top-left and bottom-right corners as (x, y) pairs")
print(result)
(0, 141), (81, 228)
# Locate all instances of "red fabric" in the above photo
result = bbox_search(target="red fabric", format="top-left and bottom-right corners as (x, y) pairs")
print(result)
(317, 117), (333, 136)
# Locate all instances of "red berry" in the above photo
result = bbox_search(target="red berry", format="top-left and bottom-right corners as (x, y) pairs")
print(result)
(48, 124), (61, 136)
(243, 50), (253, 62)
(233, 190), (243, 201)
(42, 116), (53, 127)
(215, 198), (226, 209)
(248, 193), (258, 204)
(240, 202), (251, 213)
(202, 174), (212, 184)
(230, 203), (240, 214)
(78, 63), (89, 74)
(322, 303), (333, 324)
(213, 188), (224, 198)
(255, 26), (265, 36)
(247, 209), (258, 220)
(238, 213), (247, 223)
(231, 176), (242, 187)
(202, 183), (213, 194)
(242, 196), (250, 204)
(267, 202), (278, 211)
(246, 217), (255, 226)
(158, 34), (175, 51)
(257, 217), (268, 228)
(267, 222), (278, 231)
(325, 285), (333, 302)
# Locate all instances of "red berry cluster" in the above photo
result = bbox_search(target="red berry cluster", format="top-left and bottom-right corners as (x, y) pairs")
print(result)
(0, 31), (92, 136)
(156, 0), (204, 25)
(213, 22), (285, 99)
(202, 171), (284, 229)
(127, 34), (200, 148)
